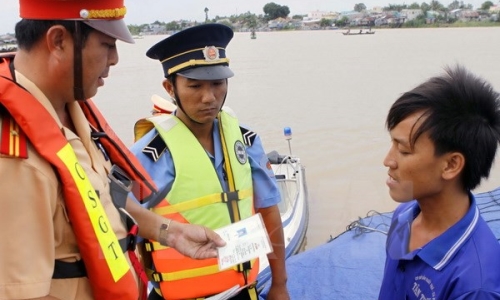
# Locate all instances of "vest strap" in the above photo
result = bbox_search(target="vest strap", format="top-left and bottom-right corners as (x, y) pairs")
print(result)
(52, 260), (87, 279)
(144, 240), (167, 252)
(248, 283), (258, 300)
(151, 189), (252, 215)
(153, 282), (258, 299)
(53, 234), (134, 279)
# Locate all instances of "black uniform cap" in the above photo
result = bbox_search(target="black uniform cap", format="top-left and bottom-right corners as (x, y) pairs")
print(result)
(146, 23), (234, 80)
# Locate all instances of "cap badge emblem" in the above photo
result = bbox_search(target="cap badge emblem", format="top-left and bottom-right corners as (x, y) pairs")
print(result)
(203, 46), (220, 61)
(80, 9), (90, 19)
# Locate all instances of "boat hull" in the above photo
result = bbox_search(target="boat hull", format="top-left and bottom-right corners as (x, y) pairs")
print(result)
(343, 32), (375, 35)
(256, 156), (309, 292)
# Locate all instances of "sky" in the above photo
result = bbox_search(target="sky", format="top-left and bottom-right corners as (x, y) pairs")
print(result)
(0, 0), (490, 34)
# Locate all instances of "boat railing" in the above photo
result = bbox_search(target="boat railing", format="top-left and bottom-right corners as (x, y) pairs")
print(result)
(273, 156), (301, 215)
(276, 177), (299, 214)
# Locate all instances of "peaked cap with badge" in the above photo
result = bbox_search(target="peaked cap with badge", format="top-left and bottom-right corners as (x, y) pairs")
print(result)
(146, 23), (234, 80)
(18, 0), (134, 43)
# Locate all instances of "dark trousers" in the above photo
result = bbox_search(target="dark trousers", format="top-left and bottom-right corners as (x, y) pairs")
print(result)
(148, 288), (252, 300)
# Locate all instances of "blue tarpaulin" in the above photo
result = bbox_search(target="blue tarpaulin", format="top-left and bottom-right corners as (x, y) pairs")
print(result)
(259, 187), (500, 300)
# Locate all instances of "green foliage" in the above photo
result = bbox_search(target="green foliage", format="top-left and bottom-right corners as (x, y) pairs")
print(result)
(402, 18), (426, 27)
(481, 1), (494, 10)
(204, 7), (209, 23)
(127, 25), (142, 35)
(421, 2), (431, 13)
(319, 18), (333, 27)
(241, 12), (258, 28)
(448, 0), (460, 9)
(165, 21), (181, 31)
(384, 4), (408, 11)
(409, 2), (421, 9)
(218, 20), (234, 30)
(123, 1), (500, 34)
(263, 2), (290, 20)
(383, 1), (457, 13)
(430, 0), (445, 11)
(354, 3), (367, 12)
(335, 16), (350, 27)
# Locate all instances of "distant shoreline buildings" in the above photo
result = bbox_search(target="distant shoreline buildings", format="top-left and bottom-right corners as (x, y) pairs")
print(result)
(0, 34), (17, 52)
(1, 2), (499, 37)
(129, 3), (500, 35)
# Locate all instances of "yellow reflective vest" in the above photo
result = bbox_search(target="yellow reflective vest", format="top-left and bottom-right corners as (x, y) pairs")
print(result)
(143, 110), (259, 299)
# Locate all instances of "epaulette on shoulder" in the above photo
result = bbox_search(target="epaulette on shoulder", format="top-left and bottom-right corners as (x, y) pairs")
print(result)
(240, 126), (256, 147)
(142, 132), (168, 162)
(0, 114), (28, 159)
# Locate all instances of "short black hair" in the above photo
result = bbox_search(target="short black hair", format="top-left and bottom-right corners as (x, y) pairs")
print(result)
(15, 19), (93, 51)
(386, 65), (500, 191)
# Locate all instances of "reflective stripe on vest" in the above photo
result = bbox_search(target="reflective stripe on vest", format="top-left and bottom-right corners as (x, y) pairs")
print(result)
(145, 111), (258, 299)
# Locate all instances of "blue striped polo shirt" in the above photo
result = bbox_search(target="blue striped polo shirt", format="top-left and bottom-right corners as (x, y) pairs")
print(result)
(378, 194), (500, 300)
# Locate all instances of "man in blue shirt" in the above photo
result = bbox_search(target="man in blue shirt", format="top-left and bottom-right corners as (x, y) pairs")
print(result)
(130, 24), (289, 300)
(379, 65), (500, 299)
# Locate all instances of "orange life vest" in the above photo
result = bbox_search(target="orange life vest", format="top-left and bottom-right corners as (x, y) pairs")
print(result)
(0, 55), (155, 300)
(80, 99), (158, 203)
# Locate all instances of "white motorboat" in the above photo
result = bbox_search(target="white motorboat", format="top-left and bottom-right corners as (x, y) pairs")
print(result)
(256, 128), (310, 292)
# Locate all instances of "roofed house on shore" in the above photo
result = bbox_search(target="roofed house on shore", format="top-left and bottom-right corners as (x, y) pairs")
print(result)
(401, 9), (423, 21)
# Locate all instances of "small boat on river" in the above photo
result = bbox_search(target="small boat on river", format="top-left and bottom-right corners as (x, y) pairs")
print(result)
(256, 128), (310, 291)
(343, 28), (375, 35)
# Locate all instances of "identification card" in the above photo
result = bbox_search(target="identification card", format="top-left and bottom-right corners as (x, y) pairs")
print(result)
(215, 213), (273, 271)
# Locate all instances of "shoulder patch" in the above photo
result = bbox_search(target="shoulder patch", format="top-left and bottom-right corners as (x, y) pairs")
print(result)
(240, 127), (256, 146)
(0, 115), (28, 159)
(142, 133), (167, 162)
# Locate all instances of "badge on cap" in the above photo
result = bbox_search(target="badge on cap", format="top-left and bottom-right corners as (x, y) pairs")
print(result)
(203, 46), (220, 61)
(80, 9), (90, 19)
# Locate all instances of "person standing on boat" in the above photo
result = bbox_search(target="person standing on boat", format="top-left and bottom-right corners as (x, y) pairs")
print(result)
(130, 23), (289, 300)
(0, 1), (226, 300)
(379, 65), (500, 299)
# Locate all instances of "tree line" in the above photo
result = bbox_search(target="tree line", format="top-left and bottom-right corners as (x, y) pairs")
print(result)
(127, 1), (499, 34)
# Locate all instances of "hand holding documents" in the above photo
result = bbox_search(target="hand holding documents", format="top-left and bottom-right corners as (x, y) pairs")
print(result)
(215, 213), (273, 271)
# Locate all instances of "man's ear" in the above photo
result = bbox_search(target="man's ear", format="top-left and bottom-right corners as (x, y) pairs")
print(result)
(163, 79), (175, 100)
(45, 25), (70, 54)
(162, 79), (174, 97)
(442, 152), (465, 181)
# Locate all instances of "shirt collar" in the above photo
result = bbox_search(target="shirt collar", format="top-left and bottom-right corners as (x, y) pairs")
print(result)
(420, 193), (479, 270)
(388, 193), (479, 270)
(15, 70), (63, 129)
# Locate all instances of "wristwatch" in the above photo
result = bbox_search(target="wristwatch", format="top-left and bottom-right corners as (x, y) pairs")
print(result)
(158, 220), (171, 246)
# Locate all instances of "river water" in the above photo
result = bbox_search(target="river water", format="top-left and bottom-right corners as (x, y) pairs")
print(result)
(94, 27), (500, 250)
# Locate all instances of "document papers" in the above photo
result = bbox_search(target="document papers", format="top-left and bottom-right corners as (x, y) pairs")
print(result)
(215, 213), (273, 271)
(205, 214), (272, 300)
